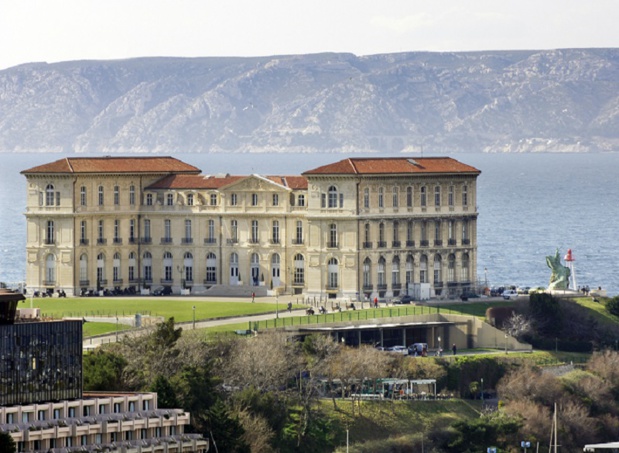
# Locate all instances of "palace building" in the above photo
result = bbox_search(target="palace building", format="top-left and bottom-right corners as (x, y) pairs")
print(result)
(22, 155), (480, 300)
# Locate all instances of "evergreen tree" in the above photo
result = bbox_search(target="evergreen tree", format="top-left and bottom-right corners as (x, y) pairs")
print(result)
(0, 432), (16, 453)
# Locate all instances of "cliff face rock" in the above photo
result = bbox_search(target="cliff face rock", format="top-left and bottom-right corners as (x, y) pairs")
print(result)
(1, 49), (618, 154)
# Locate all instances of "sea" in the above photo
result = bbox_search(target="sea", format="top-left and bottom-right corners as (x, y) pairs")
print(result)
(1, 152), (617, 296)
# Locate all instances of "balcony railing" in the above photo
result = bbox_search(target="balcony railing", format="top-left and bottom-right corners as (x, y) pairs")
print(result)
(79, 280), (90, 286)
(392, 241), (401, 248)
(327, 242), (339, 248)
(362, 242), (373, 249)
(434, 281), (444, 287)
(204, 238), (217, 245)
(392, 283), (402, 290)
(113, 278), (123, 284)
(128, 237), (137, 244)
(181, 238), (193, 244)
(292, 239), (304, 245)
(160, 278), (173, 284)
(203, 279), (217, 285)
(377, 284), (387, 290)
(406, 240), (415, 247)
(434, 239), (443, 246)
(42, 280), (56, 286)
(293, 279), (305, 286)
(462, 239), (471, 245)
(97, 238), (107, 245)
(362, 284), (373, 291)
(270, 239), (280, 245)
(420, 240), (429, 247)
(160, 237), (173, 244)
(377, 241), (387, 248)
(113, 238), (123, 245)
(249, 238), (260, 244)
(79, 239), (89, 246)
(448, 239), (457, 246)
(140, 237), (152, 244)
(325, 284), (339, 290)
(44, 238), (55, 245)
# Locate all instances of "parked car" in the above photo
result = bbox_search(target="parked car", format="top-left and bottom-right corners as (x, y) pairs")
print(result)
(460, 292), (479, 301)
(408, 343), (428, 356)
(152, 286), (173, 296)
(385, 345), (409, 355)
(503, 289), (519, 300)
(393, 294), (414, 304)
(517, 286), (531, 295)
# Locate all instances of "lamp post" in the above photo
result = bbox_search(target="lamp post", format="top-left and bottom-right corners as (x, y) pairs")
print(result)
(480, 377), (484, 404)
(177, 265), (185, 292)
(437, 335), (441, 356)
(276, 293), (279, 319)
(484, 267), (488, 288)
(116, 316), (119, 342)
(505, 333), (508, 354)
(192, 305), (196, 330)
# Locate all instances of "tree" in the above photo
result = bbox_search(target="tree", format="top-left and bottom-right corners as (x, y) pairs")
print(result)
(206, 400), (249, 453)
(149, 375), (179, 408)
(0, 432), (16, 453)
(605, 296), (619, 318)
(83, 349), (127, 391)
(449, 411), (521, 452)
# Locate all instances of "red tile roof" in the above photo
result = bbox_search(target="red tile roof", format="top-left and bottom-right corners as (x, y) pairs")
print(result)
(146, 174), (308, 190)
(21, 156), (201, 175)
(303, 157), (480, 176)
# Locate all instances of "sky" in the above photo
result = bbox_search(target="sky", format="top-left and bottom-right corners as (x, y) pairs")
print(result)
(2, 0), (619, 70)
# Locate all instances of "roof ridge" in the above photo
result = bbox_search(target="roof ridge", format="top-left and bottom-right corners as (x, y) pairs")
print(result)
(65, 157), (74, 173)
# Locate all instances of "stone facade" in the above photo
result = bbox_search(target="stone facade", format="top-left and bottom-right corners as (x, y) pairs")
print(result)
(22, 156), (479, 300)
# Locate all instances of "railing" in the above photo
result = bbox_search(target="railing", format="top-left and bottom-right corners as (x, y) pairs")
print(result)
(270, 239), (280, 245)
(434, 239), (443, 246)
(44, 238), (55, 245)
(377, 241), (387, 248)
(113, 238), (123, 245)
(226, 238), (238, 245)
(113, 279), (123, 284)
(79, 280), (90, 286)
(434, 281), (443, 287)
(79, 239), (89, 246)
(292, 239), (304, 245)
(325, 284), (339, 290)
(97, 238), (107, 245)
(181, 238), (193, 244)
(249, 238), (260, 244)
(392, 241), (401, 248)
(420, 240), (429, 247)
(392, 283), (402, 290)
(362, 284), (373, 291)
(204, 238), (217, 245)
(42, 280), (56, 286)
(448, 239), (457, 246)
(406, 240), (415, 247)
(128, 237), (137, 244)
(377, 284), (387, 290)
(160, 237), (173, 244)
(140, 237), (152, 244)
(363, 242), (373, 249)
(327, 242), (339, 248)
(203, 279), (217, 285)
(293, 279), (305, 285)
(462, 239), (470, 245)
(160, 279), (173, 284)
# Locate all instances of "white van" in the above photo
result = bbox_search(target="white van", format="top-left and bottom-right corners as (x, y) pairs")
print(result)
(503, 290), (519, 300)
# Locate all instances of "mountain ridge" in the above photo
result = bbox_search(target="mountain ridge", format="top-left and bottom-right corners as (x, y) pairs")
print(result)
(1, 49), (618, 154)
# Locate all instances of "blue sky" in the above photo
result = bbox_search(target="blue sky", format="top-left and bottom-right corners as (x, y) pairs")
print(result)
(2, 0), (618, 70)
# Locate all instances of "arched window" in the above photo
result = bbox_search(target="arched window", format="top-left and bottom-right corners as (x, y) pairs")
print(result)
(113, 253), (121, 282)
(406, 254), (414, 284)
(294, 254), (305, 285)
(392, 256), (400, 286)
(230, 252), (239, 283)
(363, 258), (372, 288)
(271, 253), (280, 286)
(434, 255), (442, 284)
(143, 252), (152, 283)
(251, 253), (260, 285)
(461, 253), (470, 281)
(128, 252), (136, 282)
(97, 253), (106, 286)
(45, 184), (55, 206)
(184, 252), (193, 283)
(377, 257), (386, 287)
(46, 254), (56, 284)
(328, 186), (338, 208)
(163, 252), (173, 281)
(448, 254), (456, 282)
(327, 258), (339, 288)
(420, 255), (428, 283)
(79, 254), (88, 283)
(206, 252), (217, 283)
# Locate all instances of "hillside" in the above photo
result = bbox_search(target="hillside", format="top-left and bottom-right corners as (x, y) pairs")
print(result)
(1, 49), (619, 154)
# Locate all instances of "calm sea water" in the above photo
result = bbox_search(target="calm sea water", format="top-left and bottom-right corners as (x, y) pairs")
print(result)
(1, 152), (617, 295)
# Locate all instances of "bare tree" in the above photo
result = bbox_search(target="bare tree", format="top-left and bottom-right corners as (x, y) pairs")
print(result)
(236, 408), (275, 453)
(503, 312), (533, 339)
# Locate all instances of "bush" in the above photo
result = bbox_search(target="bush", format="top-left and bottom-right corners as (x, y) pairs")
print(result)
(605, 296), (619, 318)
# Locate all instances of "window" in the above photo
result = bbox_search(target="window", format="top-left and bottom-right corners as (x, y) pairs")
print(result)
(393, 187), (399, 207)
(144, 219), (151, 241)
(272, 220), (280, 243)
(407, 221), (414, 244)
(114, 219), (120, 243)
(434, 220), (441, 241)
(328, 258), (338, 288)
(98, 404), (106, 415)
(98, 220), (104, 243)
(231, 193), (238, 206)
(45, 184), (55, 206)
(461, 253), (470, 281)
(328, 223), (337, 248)
(393, 221), (400, 243)
(129, 219), (135, 242)
(434, 186), (441, 207)
(163, 252), (173, 281)
(79, 254), (88, 282)
(207, 219), (215, 243)
(231, 220), (238, 241)
(143, 252), (152, 282)
(297, 194), (305, 206)
(295, 220), (303, 244)
(328, 186), (338, 208)
(363, 258), (371, 287)
(80, 186), (87, 206)
(462, 220), (469, 242)
(448, 185), (454, 207)
(448, 221), (455, 244)
(187, 193), (194, 206)
(164, 219), (171, 241)
(434, 255), (442, 284)
(420, 221), (427, 242)
(251, 193), (258, 206)
(185, 219), (192, 242)
(420, 255), (428, 283)
(420, 186), (427, 207)
(167, 193), (174, 206)
(378, 257), (386, 287)
(462, 185), (469, 206)
(96, 253), (105, 285)
(184, 252), (193, 283)
(406, 255), (413, 284)
(129, 185), (135, 205)
(272, 193), (279, 206)
(98, 186), (104, 206)
(251, 220), (259, 243)
(294, 254), (305, 284)
(146, 193), (153, 206)
(406, 186), (413, 208)
(364, 223), (371, 244)
(114, 186), (120, 205)
(363, 188), (370, 208)
(46, 220), (54, 244)
(206, 253), (217, 283)
(37, 410), (45, 421)
(113, 253), (121, 282)
(128, 252), (136, 282)
(392, 256), (400, 285)
(210, 193), (217, 206)
(378, 223), (385, 246)
(378, 187), (384, 208)
(448, 254), (456, 282)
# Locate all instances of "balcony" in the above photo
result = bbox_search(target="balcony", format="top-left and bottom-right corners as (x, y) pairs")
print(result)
(98, 279), (108, 285)
(42, 280), (56, 286)
(44, 238), (55, 245)
(79, 280), (90, 286)
(160, 237), (173, 245)
(292, 239), (304, 245)
(406, 240), (415, 247)
(420, 240), (429, 247)
(462, 239), (471, 245)
(270, 239), (281, 245)
(113, 278), (123, 285)
(79, 239), (89, 246)
(377, 241), (387, 248)
(327, 242), (339, 249)
(140, 237), (152, 244)
(160, 278), (173, 284)
(293, 279), (305, 286)
(113, 238), (123, 245)
(362, 284), (374, 291)
(249, 238), (260, 244)
(128, 237), (137, 244)
(377, 284), (387, 291)
(434, 281), (444, 287)
(448, 239), (457, 246)
(392, 240), (401, 248)
(97, 238), (107, 245)
(362, 242), (373, 249)
(434, 239), (443, 246)
(204, 238), (217, 245)
(392, 283), (402, 290)
(226, 238), (239, 245)
(203, 279), (217, 285)
(181, 238), (193, 244)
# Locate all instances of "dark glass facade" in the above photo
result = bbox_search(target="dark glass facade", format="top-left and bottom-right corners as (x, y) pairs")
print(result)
(0, 320), (82, 406)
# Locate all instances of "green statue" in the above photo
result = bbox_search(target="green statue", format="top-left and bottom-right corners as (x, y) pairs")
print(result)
(546, 248), (571, 290)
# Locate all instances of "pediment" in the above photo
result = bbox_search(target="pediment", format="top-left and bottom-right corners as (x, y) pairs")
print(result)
(220, 174), (290, 192)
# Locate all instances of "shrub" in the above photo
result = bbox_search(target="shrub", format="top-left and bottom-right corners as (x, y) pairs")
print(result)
(605, 296), (619, 318)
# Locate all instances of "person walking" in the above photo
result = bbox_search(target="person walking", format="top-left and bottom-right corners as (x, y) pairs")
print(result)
(374, 297), (378, 308)
(251, 292), (255, 303)
(452, 343), (457, 355)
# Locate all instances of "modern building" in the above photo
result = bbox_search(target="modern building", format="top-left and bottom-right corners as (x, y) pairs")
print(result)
(22, 155), (480, 300)
(0, 288), (208, 452)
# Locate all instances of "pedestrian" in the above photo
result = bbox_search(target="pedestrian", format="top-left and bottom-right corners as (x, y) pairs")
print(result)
(452, 343), (457, 355)
(287, 301), (292, 312)
(251, 292), (255, 302)
(374, 297), (378, 308)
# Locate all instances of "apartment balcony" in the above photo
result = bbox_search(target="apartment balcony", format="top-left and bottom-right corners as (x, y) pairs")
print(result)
(434, 281), (444, 288)
(434, 239), (443, 246)
(44, 238), (55, 245)
(327, 242), (339, 249)
(392, 240), (401, 248)
(226, 238), (239, 245)
(462, 239), (471, 245)
(128, 237), (137, 244)
(448, 239), (457, 246)
(140, 237), (152, 244)
(160, 237), (173, 245)
(181, 238), (193, 244)
(160, 278), (174, 284)
(392, 283), (402, 290)
(377, 241), (387, 248)
(362, 242), (373, 249)
(406, 240), (415, 247)
(292, 239), (304, 245)
(98, 279), (108, 285)
(420, 240), (429, 247)
(97, 238), (107, 245)
(79, 280), (90, 286)
(113, 278), (123, 285)
(79, 239), (89, 246)
(203, 279), (217, 285)
(113, 238), (123, 245)
(204, 238), (217, 245)
(362, 284), (373, 292)
(377, 283), (387, 291)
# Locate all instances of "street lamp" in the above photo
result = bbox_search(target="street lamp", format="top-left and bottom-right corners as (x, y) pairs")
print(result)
(192, 305), (196, 330)
(480, 377), (484, 404)
(505, 333), (508, 354)
(177, 265), (185, 291)
(276, 293), (279, 319)
(116, 316), (119, 342)
(437, 336), (441, 356)
(484, 267), (488, 288)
